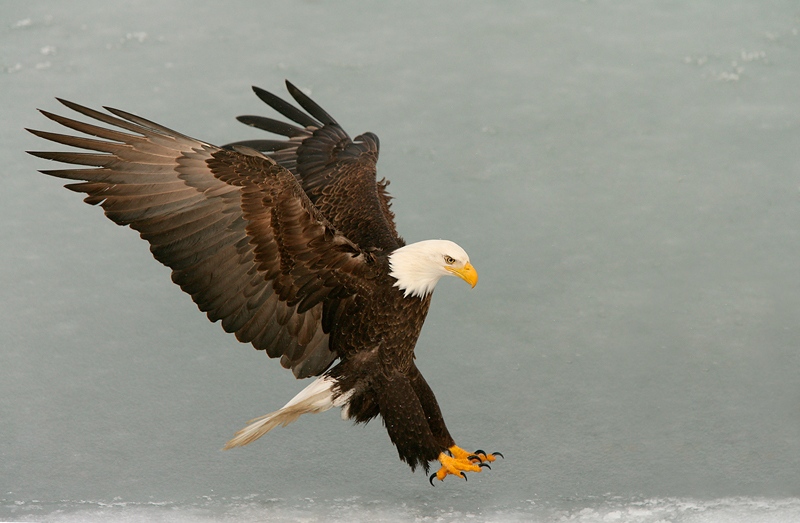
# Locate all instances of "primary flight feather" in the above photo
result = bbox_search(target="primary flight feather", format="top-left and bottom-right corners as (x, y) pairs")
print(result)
(28, 80), (501, 483)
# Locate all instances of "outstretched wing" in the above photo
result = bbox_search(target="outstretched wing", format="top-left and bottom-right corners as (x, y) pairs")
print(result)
(27, 100), (378, 378)
(226, 81), (403, 251)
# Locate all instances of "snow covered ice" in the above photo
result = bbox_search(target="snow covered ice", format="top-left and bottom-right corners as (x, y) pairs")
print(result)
(2, 1), (799, 521)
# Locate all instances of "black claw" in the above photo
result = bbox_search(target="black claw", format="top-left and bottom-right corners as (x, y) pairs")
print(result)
(460, 472), (468, 481)
(478, 462), (491, 470)
(474, 449), (487, 457)
(429, 473), (437, 486)
(467, 454), (482, 462)
(491, 451), (504, 459)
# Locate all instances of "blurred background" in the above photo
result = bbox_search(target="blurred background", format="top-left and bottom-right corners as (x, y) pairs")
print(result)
(2, 1), (799, 521)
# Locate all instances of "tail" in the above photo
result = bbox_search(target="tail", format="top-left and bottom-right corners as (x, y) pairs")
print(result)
(223, 375), (349, 449)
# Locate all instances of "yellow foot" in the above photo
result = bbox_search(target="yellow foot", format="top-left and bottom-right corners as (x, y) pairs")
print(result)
(451, 445), (504, 463)
(428, 445), (504, 485)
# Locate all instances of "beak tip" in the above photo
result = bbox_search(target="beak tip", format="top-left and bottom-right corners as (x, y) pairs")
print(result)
(448, 263), (478, 288)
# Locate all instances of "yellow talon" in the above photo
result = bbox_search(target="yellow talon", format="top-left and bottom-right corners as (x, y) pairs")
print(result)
(430, 445), (483, 484)
(449, 445), (496, 463)
(429, 445), (504, 484)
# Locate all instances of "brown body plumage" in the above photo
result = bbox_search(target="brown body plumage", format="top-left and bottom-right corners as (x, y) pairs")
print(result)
(28, 81), (493, 477)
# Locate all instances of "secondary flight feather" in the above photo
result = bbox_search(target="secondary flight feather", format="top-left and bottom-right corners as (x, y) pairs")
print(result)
(27, 80), (501, 483)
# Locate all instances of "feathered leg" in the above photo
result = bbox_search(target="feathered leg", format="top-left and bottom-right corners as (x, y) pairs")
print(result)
(374, 370), (447, 472)
(407, 363), (501, 484)
(407, 363), (455, 447)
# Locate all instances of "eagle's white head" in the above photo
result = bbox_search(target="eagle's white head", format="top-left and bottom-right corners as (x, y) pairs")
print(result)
(388, 239), (478, 299)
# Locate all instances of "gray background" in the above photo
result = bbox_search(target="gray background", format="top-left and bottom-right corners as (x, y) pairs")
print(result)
(2, 1), (799, 521)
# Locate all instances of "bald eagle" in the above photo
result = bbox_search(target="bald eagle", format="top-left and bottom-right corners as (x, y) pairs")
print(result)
(28, 81), (501, 483)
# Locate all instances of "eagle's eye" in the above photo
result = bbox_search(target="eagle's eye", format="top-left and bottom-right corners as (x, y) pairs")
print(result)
(443, 255), (456, 265)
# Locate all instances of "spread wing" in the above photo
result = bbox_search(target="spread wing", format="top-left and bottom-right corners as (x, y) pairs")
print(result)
(27, 99), (380, 378)
(225, 80), (403, 251)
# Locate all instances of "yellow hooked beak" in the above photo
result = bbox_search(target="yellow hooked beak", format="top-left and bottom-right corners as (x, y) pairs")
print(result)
(447, 262), (478, 288)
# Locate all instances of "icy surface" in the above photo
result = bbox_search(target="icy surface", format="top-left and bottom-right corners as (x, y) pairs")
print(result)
(2, 0), (800, 521)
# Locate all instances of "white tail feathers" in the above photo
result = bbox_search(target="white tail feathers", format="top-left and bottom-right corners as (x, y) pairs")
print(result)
(223, 375), (350, 450)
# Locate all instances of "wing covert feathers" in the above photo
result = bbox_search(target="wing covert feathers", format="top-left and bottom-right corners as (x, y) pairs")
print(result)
(28, 97), (377, 378)
(226, 81), (403, 250)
